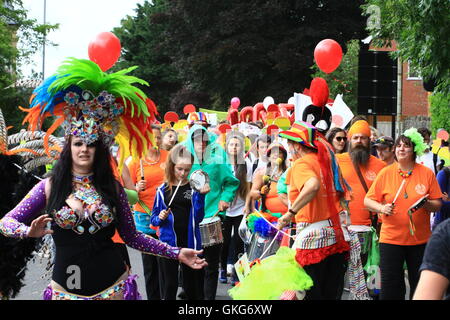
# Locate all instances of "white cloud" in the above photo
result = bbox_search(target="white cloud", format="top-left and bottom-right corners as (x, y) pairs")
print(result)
(21, 0), (146, 78)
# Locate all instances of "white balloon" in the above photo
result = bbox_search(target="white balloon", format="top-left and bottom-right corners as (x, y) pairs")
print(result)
(263, 96), (275, 109)
(287, 97), (295, 105)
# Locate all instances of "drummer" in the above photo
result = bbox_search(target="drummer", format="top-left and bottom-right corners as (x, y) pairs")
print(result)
(364, 130), (442, 300)
(248, 142), (288, 215)
(335, 120), (386, 266)
(276, 121), (351, 300)
(151, 144), (210, 300)
(183, 123), (239, 300)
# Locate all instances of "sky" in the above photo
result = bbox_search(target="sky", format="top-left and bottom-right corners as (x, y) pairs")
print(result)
(21, 0), (147, 79)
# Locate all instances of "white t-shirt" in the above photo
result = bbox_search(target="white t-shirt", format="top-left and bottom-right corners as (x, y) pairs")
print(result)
(416, 150), (440, 175)
(226, 160), (253, 217)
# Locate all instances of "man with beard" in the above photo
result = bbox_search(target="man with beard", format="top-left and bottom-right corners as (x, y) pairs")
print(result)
(336, 120), (386, 265)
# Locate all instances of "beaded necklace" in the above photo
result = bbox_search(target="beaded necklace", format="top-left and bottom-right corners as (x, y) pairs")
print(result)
(398, 168), (413, 199)
(398, 169), (413, 178)
(71, 173), (102, 234)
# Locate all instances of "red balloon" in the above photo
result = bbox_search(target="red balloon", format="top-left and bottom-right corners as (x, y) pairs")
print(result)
(314, 39), (343, 74)
(88, 32), (122, 72)
(183, 104), (196, 114)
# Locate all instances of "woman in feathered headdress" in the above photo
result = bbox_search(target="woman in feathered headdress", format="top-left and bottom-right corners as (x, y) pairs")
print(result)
(0, 58), (207, 300)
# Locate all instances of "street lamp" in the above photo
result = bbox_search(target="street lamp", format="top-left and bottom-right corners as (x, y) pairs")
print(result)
(42, 0), (47, 79)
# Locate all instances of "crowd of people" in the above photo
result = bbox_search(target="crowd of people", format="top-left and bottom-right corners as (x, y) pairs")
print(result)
(0, 57), (449, 301)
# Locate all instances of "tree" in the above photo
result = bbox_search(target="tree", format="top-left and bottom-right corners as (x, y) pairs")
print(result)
(114, 0), (367, 114)
(0, 0), (58, 133)
(429, 92), (450, 133)
(112, 1), (183, 116)
(363, 0), (450, 94)
(311, 39), (360, 113)
(162, 0), (367, 110)
(363, 0), (450, 134)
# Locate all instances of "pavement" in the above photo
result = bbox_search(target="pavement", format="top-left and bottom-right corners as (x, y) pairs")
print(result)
(13, 246), (409, 300)
(11, 247), (233, 300)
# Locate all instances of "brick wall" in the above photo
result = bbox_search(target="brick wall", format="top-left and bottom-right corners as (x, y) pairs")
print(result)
(401, 62), (430, 116)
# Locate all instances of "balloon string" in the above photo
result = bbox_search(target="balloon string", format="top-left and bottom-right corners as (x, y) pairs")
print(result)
(259, 230), (280, 260)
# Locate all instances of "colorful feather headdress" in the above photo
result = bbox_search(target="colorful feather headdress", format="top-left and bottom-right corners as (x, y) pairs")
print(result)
(20, 58), (158, 171)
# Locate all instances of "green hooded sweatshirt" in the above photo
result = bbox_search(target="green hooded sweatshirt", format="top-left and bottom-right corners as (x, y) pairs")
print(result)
(183, 124), (240, 218)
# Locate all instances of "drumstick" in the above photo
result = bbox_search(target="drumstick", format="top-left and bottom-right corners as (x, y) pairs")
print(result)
(139, 160), (145, 181)
(244, 140), (257, 159)
(212, 209), (222, 218)
(392, 179), (406, 205)
(139, 159), (145, 190)
(167, 180), (182, 208)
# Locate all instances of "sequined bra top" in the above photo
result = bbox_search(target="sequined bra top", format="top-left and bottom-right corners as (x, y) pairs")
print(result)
(53, 174), (114, 235)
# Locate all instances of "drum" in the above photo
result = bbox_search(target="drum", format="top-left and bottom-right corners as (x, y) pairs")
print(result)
(348, 225), (372, 254)
(247, 232), (280, 261)
(199, 216), (223, 247)
(189, 170), (209, 192)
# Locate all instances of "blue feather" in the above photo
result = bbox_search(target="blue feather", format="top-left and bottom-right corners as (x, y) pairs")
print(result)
(30, 75), (83, 115)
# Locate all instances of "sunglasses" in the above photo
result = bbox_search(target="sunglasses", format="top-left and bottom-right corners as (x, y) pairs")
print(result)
(335, 137), (348, 142)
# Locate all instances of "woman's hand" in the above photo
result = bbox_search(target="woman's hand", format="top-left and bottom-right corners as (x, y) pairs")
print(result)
(260, 185), (270, 195)
(159, 209), (171, 221)
(28, 214), (53, 238)
(380, 203), (395, 215)
(443, 192), (448, 202)
(199, 183), (211, 194)
(178, 249), (208, 269)
(218, 200), (230, 212)
(276, 212), (292, 230)
(136, 180), (147, 192)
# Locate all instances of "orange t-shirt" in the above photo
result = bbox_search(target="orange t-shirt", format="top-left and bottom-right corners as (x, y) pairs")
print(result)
(336, 153), (386, 226)
(265, 181), (288, 214)
(108, 157), (124, 244)
(128, 150), (168, 213)
(366, 163), (443, 245)
(286, 153), (340, 223)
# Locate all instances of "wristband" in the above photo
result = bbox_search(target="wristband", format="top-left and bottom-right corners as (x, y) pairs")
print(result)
(288, 209), (296, 216)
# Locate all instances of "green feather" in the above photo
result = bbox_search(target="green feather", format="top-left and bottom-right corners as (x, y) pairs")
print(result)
(48, 58), (150, 117)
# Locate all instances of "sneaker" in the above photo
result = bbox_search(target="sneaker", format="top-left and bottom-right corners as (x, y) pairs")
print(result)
(177, 288), (187, 300)
(227, 264), (233, 276)
(219, 270), (228, 283)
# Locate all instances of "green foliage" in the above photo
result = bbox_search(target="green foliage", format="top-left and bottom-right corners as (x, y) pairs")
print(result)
(311, 39), (360, 113)
(112, 1), (183, 116)
(162, 0), (367, 111)
(114, 0), (367, 114)
(429, 92), (450, 133)
(0, 0), (58, 133)
(362, 0), (450, 94)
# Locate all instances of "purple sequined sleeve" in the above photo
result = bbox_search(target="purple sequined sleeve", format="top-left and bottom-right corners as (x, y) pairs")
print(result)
(116, 186), (180, 260)
(0, 179), (47, 239)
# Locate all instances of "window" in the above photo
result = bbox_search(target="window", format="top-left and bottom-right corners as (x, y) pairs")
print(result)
(407, 61), (422, 80)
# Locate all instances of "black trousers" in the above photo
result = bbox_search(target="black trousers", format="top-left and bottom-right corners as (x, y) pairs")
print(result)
(203, 243), (222, 300)
(141, 234), (162, 300)
(159, 257), (205, 300)
(220, 215), (244, 271)
(302, 252), (347, 300)
(379, 243), (426, 300)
